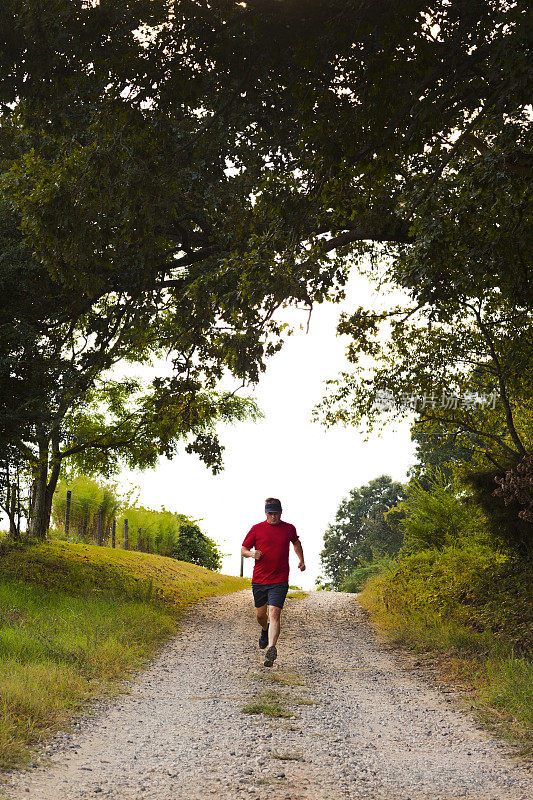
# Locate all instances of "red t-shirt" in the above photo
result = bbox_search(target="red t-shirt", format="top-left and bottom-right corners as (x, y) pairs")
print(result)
(242, 519), (299, 584)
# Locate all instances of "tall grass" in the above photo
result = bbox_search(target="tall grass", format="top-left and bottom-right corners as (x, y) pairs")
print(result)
(0, 541), (247, 768)
(359, 548), (533, 755)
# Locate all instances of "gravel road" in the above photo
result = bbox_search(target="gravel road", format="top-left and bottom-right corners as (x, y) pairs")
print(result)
(2, 590), (532, 800)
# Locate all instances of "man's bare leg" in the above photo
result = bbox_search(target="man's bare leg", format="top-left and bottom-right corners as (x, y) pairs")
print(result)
(256, 603), (268, 630)
(268, 605), (281, 647)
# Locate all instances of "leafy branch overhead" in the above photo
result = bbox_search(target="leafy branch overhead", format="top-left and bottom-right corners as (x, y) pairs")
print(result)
(316, 288), (533, 469)
(0, 0), (530, 537)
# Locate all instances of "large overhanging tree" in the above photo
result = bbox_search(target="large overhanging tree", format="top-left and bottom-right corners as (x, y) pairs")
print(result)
(0, 1), (530, 536)
(2, 1), (528, 297)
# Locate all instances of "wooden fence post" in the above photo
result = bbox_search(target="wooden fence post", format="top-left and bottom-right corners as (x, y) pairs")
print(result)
(65, 490), (71, 538)
(111, 518), (116, 549)
(124, 518), (129, 550)
(240, 555), (244, 578)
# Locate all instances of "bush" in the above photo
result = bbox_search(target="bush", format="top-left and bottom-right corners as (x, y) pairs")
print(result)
(462, 468), (533, 560)
(340, 557), (394, 592)
(400, 474), (486, 555)
(119, 507), (221, 570)
(51, 478), (222, 570)
(172, 522), (221, 571)
(367, 545), (532, 655)
(52, 477), (120, 544)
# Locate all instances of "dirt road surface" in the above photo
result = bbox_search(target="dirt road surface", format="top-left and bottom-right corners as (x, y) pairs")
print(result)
(2, 590), (531, 800)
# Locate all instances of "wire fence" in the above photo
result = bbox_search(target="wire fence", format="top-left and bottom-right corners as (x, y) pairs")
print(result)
(61, 490), (150, 553)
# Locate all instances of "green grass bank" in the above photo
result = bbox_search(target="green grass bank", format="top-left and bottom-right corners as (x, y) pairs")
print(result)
(358, 546), (533, 756)
(0, 540), (247, 769)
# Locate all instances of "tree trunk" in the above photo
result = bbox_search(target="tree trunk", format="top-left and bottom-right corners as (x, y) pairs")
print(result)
(8, 483), (17, 539)
(44, 427), (62, 532)
(29, 442), (50, 539)
(29, 428), (62, 540)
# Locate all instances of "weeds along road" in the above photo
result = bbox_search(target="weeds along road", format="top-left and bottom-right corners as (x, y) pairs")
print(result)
(2, 590), (532, 800)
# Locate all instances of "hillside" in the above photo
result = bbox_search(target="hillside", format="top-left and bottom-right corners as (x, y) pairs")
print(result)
(0, 541), (247, 767)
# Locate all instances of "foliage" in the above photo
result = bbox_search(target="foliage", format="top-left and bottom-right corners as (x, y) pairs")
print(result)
(303, 6), (532, 476)
(1, 1), (530, 538)
(462, 468), (533, 560)
(51, 477), (222, 570)
(409, 426), (475, 485)
(119, 506), (222, 571)
(494, 454), (533, 523)
(375, 546), (529, 645)
(0, 540), (246, 768)
(340, 557), (394, 593)
(399, 474), (487, 555)
(317, 287), (533, 468)
(320, 475), (405, 589)
(51, 476), (121, 544)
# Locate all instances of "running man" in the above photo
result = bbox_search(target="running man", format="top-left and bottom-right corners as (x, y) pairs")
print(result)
(241, 497), (305, 667)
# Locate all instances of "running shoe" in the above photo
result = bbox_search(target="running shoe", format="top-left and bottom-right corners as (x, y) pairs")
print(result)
(264, 645), (277, 667)
(259, 625), (269, 649)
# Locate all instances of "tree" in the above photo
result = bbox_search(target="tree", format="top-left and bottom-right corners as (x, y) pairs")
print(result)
(409, 426), (475, 485)
(173, 522), (222, 571)
(1, 1), (530, 537)
(320, 476), (405, 589)
(317, 283), (533, 469)
(0, 1), (348, 538)
(0, 214), (260, 539)
(3, 1), (529, 310)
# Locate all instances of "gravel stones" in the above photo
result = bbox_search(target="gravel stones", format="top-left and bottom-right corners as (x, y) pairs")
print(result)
(1, 590), (531, 800)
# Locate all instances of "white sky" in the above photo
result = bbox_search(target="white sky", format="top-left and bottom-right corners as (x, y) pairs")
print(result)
(119, 267), (416, 589)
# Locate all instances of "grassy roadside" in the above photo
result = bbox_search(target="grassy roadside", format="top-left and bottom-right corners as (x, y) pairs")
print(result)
(0, 540), (247, 769)
(358, 548), (533, 757)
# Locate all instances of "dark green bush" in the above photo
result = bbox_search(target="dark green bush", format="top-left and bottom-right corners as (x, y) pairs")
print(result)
(462, 468), (533, 561)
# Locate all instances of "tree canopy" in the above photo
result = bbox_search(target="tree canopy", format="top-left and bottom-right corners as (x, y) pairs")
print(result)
(0, 1), (530, 537)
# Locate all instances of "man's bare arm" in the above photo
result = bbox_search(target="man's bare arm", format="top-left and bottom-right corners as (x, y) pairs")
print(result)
(292, 539), (306, 571)
(241, 546), (262, 560)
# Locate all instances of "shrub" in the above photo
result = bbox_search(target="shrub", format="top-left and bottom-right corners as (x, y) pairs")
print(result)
(52, 477), (120, 544)
(340, 557), (394, 592)
(462, 468), (533, 560)
(369, 545), (532, 655)
(400, 474), (486, 555)
(51, 478), (222, 570)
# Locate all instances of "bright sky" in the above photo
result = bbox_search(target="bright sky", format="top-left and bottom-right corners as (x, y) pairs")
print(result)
(120, 267), (416, 589)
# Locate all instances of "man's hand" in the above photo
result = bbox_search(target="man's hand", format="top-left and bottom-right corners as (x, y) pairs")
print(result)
(241, 546), (262, 560)
(293, 539), (305, 572)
